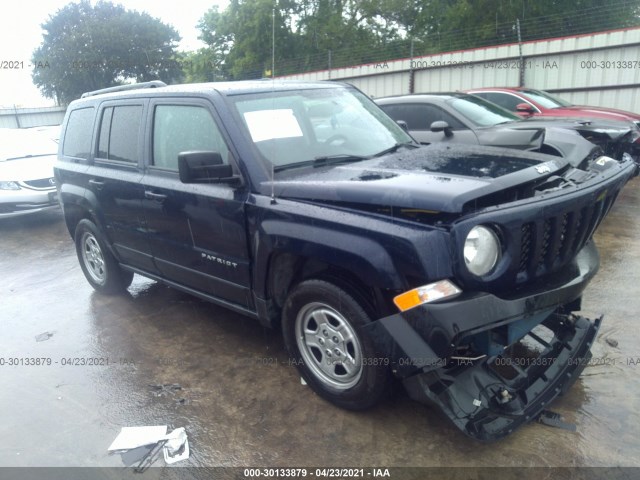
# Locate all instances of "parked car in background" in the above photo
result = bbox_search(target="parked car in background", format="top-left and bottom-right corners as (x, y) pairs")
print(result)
(26, 125), (61, 143)
(0, 128), (59, 218)
(376, 93), (640, 167)
(466, 87), (640, 124)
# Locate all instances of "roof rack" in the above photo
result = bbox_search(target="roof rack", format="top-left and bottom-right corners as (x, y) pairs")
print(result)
(81, 81), (167, 98)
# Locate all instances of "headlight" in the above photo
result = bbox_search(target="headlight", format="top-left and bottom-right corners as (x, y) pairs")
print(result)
(464, 225), (500, 276)
(0, 181), (20, 190)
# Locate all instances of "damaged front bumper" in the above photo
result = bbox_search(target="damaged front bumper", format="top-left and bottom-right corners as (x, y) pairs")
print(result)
(365, 242), (601, 441)
(403, 313), (600, 441)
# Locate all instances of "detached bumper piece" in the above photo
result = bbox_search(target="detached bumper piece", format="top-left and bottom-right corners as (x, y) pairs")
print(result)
(402, 313), (601, 441)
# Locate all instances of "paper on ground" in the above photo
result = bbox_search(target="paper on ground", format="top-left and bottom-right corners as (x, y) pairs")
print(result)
(107, 426), (168, 451)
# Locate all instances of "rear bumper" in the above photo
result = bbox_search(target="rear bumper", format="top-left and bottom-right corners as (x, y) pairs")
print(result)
(0, 189), (59, 218)
(364, 242), (601, 440)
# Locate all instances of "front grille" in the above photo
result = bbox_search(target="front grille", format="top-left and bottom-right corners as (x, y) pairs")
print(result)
(23, 178), (55, 189)
(515, 190), (618, 283)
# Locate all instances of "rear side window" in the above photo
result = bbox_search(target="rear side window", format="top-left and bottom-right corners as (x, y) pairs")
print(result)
(96, 105), (143, 163)
(63, 107), (95, 159)
(152, 105), (229, 170)
(476, 92), (525, 112)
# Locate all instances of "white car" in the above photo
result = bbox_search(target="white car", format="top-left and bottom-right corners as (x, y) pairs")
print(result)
(0, 128), (59, 218)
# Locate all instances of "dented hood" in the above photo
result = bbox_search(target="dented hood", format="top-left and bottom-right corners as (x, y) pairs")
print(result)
(264, 144), (567, 214)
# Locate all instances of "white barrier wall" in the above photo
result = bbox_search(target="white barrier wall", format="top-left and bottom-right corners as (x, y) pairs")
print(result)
(280, 28), (640, 113)
(0, 106), (66, 128)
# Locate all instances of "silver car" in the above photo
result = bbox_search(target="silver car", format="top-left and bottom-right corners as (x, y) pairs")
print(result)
(0, 128), (59, 218)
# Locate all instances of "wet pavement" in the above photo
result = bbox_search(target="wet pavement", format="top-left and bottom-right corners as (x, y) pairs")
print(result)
(0, 178), (639, 472)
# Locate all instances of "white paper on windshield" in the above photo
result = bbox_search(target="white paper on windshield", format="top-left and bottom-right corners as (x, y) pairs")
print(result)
(107, 426), (167, 451)
(244, 109), (303, 142)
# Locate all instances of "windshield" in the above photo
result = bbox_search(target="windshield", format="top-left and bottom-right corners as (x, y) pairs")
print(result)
(229, 87), (413, 171)
(447, 95), (520, 127)
(520, 89), (573, 109)
(0, 130), (58, 161)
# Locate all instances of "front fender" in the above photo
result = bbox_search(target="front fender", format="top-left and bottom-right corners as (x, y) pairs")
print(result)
(255, 219), (402, 295)
(247, 197), (455, 302)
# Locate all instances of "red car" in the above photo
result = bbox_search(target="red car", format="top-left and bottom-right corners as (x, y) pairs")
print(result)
(466, 87), (640, 126)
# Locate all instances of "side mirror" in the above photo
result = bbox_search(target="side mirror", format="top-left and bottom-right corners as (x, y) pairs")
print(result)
(430, 120), (453, 137)
(396, 120), (409, 132)
(178, 151), (238, 184)
(516, 103), (535, 115)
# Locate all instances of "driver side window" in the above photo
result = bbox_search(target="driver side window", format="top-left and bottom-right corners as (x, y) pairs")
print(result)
(153, 105), (230, 170)
(381, 104), (465, 131)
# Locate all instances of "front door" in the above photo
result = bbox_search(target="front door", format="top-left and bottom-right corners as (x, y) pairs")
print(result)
(141, 99), (252, 308)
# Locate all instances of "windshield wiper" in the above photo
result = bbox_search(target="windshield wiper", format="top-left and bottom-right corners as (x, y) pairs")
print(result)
(312, 154), (368, 167)
(273, 154), (366, 172)
(272, 144), (416, 173)
(372, 142), (417, 157)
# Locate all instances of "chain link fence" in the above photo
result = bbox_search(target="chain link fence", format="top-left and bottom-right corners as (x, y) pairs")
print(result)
(224, 0), (640, 79)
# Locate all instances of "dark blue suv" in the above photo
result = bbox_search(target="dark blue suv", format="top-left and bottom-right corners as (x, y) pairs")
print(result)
(55, 80), (636, 440)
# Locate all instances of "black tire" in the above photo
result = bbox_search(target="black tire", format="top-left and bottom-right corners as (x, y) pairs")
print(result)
(282, 279), (392, 410)
(74, 219), (134, 294)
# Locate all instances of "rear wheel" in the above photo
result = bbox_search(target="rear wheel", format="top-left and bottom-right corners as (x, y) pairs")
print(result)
(282, 279), (392, 410)
(75, 219), (133, 294)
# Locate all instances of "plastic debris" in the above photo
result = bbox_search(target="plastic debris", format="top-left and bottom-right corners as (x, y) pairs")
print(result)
(163, 427), (190, 464)
(108, 425), (190, 469)
(35, 331), (54, 342)
(149, 383), (182, 396)
(537, 410), (576, 432)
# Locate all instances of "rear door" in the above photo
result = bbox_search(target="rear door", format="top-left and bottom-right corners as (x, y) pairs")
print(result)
(85, 101), (158, 273)
(141, 98), (252, 308)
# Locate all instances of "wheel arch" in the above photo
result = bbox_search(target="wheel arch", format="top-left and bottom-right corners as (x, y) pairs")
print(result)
(257, 249), (399, 329)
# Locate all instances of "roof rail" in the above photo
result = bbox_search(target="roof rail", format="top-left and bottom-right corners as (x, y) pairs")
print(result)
(81, 81), (167, 98)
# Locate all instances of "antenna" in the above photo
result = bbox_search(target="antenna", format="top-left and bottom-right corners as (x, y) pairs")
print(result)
(270, 162), (276, 204)
(269, 2), (278, 204)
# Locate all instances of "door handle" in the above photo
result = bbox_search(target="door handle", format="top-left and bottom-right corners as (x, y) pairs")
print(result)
(144, 191), (167, 201)
(88, 179), (105, 189)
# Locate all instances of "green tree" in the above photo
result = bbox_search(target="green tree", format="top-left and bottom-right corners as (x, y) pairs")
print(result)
(193, 0), (640, 79)
(196, 0), (401, 78)
(198, 0), (299, 79)
(382, 0), (640, 54)
(32, 1), (182, 105)
(180, 49), (221, 83)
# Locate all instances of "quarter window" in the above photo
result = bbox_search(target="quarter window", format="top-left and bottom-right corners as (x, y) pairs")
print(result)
(63, 107), (94, 159)
(153, 105), (229, 170)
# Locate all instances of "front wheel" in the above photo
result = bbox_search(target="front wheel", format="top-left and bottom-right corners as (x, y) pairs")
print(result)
(74, 219), (134, 294)
(282, 279), (392, 410)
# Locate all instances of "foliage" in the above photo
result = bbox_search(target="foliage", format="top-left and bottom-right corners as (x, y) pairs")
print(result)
(194, 0), (640, 79)
(179, 49), (220, 83)
(32, 1), (182, 105)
